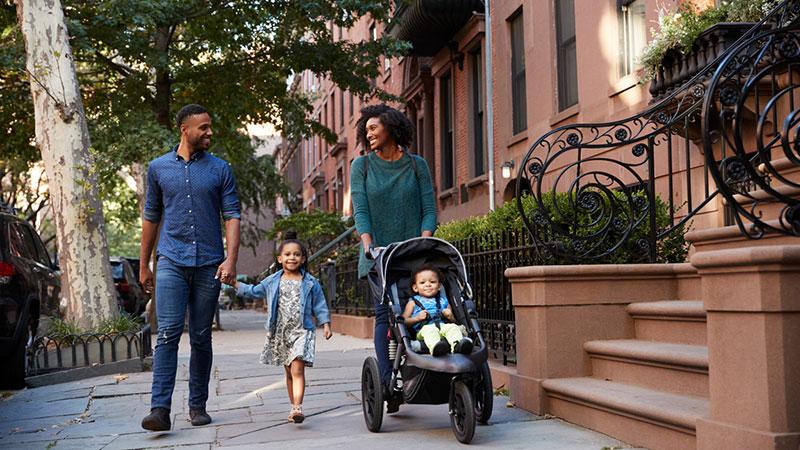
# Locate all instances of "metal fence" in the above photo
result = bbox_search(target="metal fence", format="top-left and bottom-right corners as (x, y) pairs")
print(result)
(322, 254), (373, 316)
(28, 324), (152, 375)
(450, 229), (538, 366)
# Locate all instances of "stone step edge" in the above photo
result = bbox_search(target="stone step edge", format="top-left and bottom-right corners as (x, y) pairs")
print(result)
(542, 377), (708, 433)
(584, 339), (708, 371)
(626, 300), (706, 320)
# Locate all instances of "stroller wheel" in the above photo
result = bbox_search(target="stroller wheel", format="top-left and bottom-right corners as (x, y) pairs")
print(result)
(450, 380), (476, 444)
(361, 357), (384, 432)
(475, 361), (494, 424)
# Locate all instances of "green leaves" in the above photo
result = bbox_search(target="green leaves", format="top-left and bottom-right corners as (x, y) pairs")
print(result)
(3, 0), (402, 251)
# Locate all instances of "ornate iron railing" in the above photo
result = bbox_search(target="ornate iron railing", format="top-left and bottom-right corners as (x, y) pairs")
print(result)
(28, 324), (152, 376)
(517, 0), (800, 263)
(450, 229), (536, 366)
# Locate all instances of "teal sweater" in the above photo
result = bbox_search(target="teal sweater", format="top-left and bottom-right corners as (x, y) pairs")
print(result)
(350, 151), (437, 278)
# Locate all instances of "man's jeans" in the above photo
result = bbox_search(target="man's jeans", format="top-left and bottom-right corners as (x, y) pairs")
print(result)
(150, 257), (220, 411)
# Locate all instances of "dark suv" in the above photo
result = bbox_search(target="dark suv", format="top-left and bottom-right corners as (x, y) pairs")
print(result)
(0, 209), (61, 388)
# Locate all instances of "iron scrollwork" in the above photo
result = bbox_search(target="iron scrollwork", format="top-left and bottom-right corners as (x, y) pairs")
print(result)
(517, 0), (800, 263)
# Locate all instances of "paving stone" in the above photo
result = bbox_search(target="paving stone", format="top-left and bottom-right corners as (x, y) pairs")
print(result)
(0, 396), (87, 423)
(0, 414), (78, 435)
(172, 406), (252, 431)
(103, 426), (217, 450)
(93, 381), (153, 397)
(205, 392), (263, 412)
(4, 434), (115, 450)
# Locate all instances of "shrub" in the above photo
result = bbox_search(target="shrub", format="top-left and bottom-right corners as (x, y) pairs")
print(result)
(435, 192), (689, 264)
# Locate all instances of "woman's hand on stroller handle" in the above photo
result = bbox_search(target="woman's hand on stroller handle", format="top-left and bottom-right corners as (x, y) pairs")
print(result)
(366, 245), (384, 260)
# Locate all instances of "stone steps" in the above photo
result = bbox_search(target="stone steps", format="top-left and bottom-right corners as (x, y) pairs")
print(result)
(542, 377), (708, 450)
(627, 300), (706, 345)
(542, 300), (710, 449)
(585, 339), (708, 397)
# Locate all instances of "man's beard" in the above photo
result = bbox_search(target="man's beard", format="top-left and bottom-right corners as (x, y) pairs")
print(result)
(192, 135), (211, 150)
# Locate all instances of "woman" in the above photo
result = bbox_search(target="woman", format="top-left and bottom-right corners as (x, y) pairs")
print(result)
(350, 103), (437, 398)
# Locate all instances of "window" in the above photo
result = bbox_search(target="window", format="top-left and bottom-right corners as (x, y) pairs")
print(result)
(509, 10), (527, 134)
(329, 93), (335, 135)
(556, 0), (578, 110)
(336, 166), (344, 212)
(440, 72), (454, 190)
(349, 91), (354, 118)
(619, 0), (647, 77)
(339, 89), (344, 131)
(470, 47), (486, 177)
(369, 24), (378, 87)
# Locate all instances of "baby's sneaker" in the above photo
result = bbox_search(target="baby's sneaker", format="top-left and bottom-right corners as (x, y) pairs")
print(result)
(432, 340), (450, 356)
(455, 337), (474, 355)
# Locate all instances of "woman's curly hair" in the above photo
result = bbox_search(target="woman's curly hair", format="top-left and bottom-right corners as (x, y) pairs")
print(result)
(356, 103), (415, 151)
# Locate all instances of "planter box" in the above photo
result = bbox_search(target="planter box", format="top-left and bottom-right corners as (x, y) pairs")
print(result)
(649, 22), (756, 100)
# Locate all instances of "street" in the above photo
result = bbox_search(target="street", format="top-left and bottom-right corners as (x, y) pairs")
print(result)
(0, 310), (634, 449)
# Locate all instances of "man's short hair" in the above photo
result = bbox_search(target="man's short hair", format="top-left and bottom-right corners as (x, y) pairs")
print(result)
(175, 104), (208, 129)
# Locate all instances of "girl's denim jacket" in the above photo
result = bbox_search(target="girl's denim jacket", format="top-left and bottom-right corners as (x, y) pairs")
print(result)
(236, 269), (331, 334)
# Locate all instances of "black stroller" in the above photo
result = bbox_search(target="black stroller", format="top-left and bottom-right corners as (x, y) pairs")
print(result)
(361, 237), (493, 444)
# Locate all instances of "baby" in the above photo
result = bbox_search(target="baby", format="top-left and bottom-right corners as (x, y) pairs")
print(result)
(402, 265), (473, 356)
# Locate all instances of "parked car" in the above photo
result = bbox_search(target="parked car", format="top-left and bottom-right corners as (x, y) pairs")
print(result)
(0, 207), (61, 388)
(109, 257), (147, 315)
(123, 257), (140, 286)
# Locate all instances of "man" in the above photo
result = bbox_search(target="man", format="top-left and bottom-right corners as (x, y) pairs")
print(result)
(139, 104), (241, 431)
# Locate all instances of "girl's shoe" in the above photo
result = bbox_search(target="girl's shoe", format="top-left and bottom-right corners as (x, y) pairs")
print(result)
(289, 404), (305, 424)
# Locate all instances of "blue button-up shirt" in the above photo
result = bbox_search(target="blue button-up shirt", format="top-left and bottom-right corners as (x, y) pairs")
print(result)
(143, 146), (241, 267)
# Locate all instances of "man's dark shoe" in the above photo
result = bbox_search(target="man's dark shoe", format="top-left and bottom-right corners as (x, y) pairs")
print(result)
(455, 337), (474, 355)
(432, 340), (450, 356)
(189, 408), (212, 426)
(141, 407), (171, 431)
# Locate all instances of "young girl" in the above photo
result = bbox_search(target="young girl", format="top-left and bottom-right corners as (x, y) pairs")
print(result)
(234, 234), (332, 423)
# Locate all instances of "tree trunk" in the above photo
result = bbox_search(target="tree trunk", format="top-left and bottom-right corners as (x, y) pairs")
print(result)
(16, 0), (118, 329)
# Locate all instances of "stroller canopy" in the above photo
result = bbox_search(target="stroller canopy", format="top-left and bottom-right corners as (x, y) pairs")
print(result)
(375, 237), (472, 299)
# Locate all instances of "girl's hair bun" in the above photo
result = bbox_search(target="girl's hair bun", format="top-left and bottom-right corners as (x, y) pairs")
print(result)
(283, 230), (298, 240)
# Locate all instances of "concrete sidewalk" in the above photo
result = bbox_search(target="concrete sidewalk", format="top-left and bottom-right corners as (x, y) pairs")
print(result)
(0, 310), (637, 449)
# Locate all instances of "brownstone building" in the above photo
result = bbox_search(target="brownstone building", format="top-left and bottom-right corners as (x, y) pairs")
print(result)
(275, 2), (800, 449)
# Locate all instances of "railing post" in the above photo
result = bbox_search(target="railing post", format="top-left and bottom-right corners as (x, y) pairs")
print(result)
(646, 136), (658, 263)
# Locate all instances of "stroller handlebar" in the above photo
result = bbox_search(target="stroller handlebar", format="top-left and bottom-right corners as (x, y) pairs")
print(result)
(366, 246), (385, 261)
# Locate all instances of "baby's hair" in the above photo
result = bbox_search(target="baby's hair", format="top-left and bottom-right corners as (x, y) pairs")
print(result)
(277, 230), (309, 272)
(412, 264), (442, 284)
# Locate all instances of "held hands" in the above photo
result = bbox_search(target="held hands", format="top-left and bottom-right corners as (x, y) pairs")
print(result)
(323, 323), (332, 340)
(216, 258), (236, 285)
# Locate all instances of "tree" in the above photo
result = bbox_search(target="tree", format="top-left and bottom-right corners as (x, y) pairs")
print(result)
(15, 0), (118, 329)
(2, 0), (407, 252)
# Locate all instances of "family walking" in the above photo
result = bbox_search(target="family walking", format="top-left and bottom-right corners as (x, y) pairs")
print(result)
(138, 101), (436, 431)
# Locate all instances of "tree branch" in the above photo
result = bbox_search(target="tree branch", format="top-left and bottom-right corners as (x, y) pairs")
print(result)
(93, 50), (138, 78)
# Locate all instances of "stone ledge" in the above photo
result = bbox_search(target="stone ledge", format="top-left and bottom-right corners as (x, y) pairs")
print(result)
(331, 313), (373, 339)
(691, 245), (800, 270)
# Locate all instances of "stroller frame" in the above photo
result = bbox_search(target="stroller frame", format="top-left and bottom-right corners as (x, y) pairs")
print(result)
(361, 237), (494, 444)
